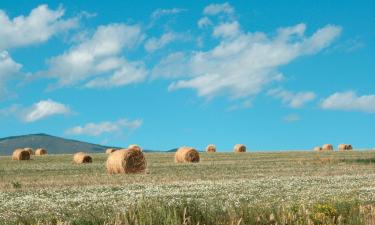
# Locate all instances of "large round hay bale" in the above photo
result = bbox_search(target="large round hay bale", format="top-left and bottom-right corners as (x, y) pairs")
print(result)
(175, 147), (200, 163)
(322, 144), (333, 151)
(105, 148), (117, 154)
(35, 148), (47, 155)
(24, 147), (34, 155)
(206, 144), (216, 153)
(313, 146), (323, 151)
(73, 152), (93, 164)
(128, 144), (142, 152)
(234, 144), (246, 153)
(106, 149), (146, 174)
(338, 144), (353, 151)
(12, 149), (30, 160)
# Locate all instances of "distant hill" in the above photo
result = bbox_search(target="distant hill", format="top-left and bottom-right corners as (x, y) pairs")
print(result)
(0, 133), (115, 156)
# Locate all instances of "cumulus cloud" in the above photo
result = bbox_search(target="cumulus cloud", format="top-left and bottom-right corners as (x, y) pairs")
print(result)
(165, 22), (341, 99)
(0, 4), (78, 50)
(22, 99), (71, 122)
(268, 88), (316, 108)
(0, 99), (71, 122)
(321, 91), (375, 113)
(65, 118), (142, 136)
(0, 51), (23, 98)
(213, 21), (240, 38)
(145, 32), (178, 52)
(151, 8), (186, 19)
(45, 23), (146, 88)
(203, 3), (234, 16)
(151, 52), (191, 79)
(283, 114), (301, 122)
(198, 17), (212, 28)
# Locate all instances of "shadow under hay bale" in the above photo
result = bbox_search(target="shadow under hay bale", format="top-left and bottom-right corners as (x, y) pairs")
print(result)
(313, 146), (322, 151)
(206, 144), (216, 153)
(35, 148), (47, 156)
(106, 149), (146, 174)
(175, 147), (200, 163)
(12, 149), (30, 161)
(24, 147), (34, 155)
(73, 152), (93, 164)
(338, 144), (353, 151)
(234, 144), (246, 153)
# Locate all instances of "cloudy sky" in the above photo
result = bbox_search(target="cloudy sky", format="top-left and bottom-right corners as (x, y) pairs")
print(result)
(0, 0), (374, 151)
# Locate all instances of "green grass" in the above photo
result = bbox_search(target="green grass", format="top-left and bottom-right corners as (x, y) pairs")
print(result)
(1, 151), (375, 224)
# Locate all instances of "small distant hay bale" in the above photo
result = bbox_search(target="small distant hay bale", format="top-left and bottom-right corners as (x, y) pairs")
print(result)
(106, 149), (146, 174)
(234, 144), (246, 153)
(206, 144), (216, 153)
(35, 148), (47, 156)
(12, 148), (30, 160)
(73, 152), (93, 164)
(24, 147), (34, 155)
(314, 146), (323, 151)
(338, 144), (353, 151)
(105, 148), (117, 154)
(322, 144), (333, 151)
(128, 144), (142, 152)
(175, 147), (200, 163)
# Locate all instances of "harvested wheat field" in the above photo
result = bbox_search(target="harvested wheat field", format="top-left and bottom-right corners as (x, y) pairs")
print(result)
(1, 151), (375, 224)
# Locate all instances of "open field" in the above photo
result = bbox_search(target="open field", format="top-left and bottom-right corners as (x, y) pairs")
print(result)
(1, 151), (375, 224)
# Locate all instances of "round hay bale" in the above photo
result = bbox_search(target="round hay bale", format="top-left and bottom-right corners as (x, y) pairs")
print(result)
(24, 147), (34, 155)
(206, 144), (216, 153)
(105, 148), (117, 154)
(106, 149), (146, 174)
(234, 144), (246, 153)
(322, 144), (333, 151)
(313, 146), (323, 151)
(338, 144), (353, 151)
(128, 144), (142, 152)
(73, 152), (93, 164)
(12, 148), (30, 160)
(35, 148), (47, 156)
(175, 147), (200, 163)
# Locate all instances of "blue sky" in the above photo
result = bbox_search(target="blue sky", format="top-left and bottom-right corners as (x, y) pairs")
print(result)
(0, 0), (374, 151)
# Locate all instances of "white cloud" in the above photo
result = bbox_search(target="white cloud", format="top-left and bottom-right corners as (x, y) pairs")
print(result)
(321, 91), (375, 113)
(151, 8), (186, 19)
(84, 61), (147, 88)
(22, 99), (71, 122)
(268, 88), (316, 108)
(0, 4), (78, 49)
(45, 23), (146, 88)
(165, 23), (341, 99)
(198, 17), (212, 28)
(1, 100), (72, 122)
(226, 99), (252, 111)
(65, 118), (142, 136)
(213, 21), (240, 38)
(151, 52), (190, 79)
(203, 3), (234, 16)
(283, 114), (301, 122)
(0, 51), (22, 98)
(145, 32), (177, 52)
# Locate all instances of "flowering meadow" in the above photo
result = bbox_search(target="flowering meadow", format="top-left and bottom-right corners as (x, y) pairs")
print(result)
(1, 151), (375, 224)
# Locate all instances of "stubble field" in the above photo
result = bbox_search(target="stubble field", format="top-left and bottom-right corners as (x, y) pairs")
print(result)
(1, 151), (375, 225)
